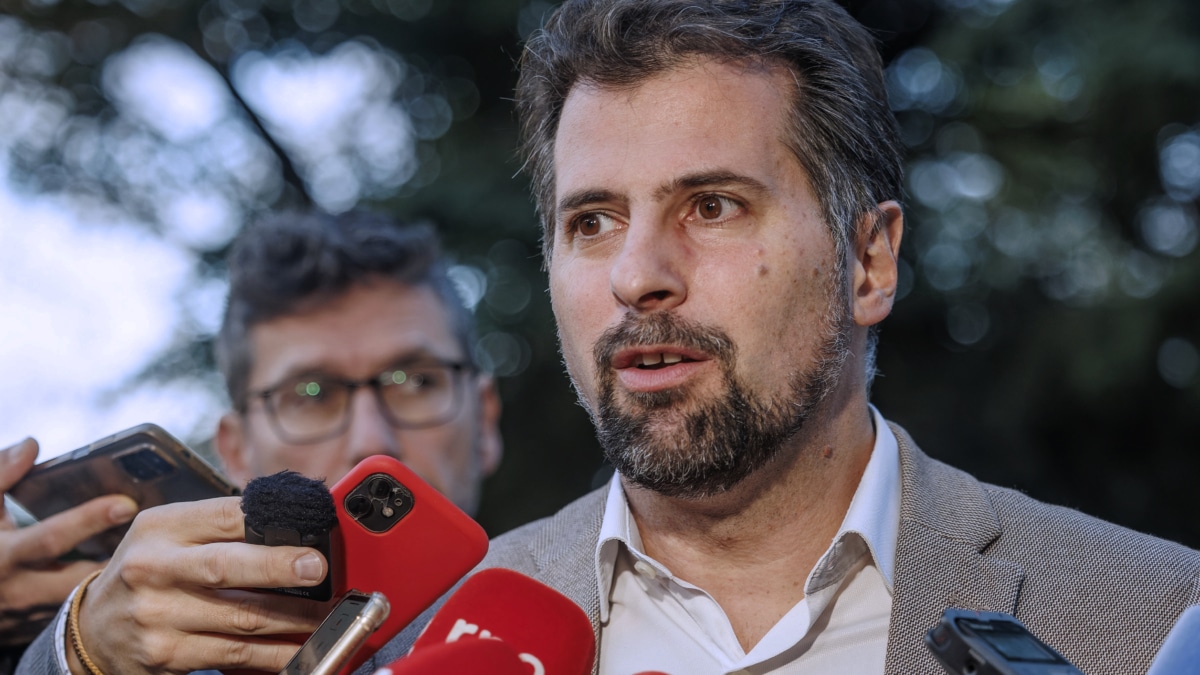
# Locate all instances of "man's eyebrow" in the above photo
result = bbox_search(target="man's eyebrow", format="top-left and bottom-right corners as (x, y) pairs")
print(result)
(268, 349), (460, 385)
(654, 170), (771, 201)
(556, 189), (627, 217)
(555, 171), (769, 219)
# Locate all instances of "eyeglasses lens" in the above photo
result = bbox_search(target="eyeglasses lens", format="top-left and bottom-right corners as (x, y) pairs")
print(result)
(264, 364), (463, 443)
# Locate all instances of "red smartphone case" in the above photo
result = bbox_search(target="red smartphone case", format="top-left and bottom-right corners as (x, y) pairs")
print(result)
(327, 455), (488, 673)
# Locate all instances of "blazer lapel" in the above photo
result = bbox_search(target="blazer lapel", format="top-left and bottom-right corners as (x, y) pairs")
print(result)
(513, 428), (1024, 675)
(523, 487), (608, 675)
(884, 424), (1025, 674)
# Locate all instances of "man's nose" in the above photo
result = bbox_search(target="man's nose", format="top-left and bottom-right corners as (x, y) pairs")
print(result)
(343, 386), (402, 463)
(609, 219), (687, 312)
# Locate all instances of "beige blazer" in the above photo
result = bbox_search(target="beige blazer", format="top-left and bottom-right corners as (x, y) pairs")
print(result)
(370, 423), (1200, 675)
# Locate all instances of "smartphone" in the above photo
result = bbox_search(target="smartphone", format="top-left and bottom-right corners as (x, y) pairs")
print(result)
(925, 608), (1084, 675)
(280, 590), (389, 675)
(6, 423), (241, 560)
(327, 455), (488, 673)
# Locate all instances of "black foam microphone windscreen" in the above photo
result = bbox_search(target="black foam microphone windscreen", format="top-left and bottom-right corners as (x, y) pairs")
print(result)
(241, 470), (338, 601)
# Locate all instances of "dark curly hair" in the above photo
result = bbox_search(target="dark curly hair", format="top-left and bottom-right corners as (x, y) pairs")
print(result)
(215, 210), (473, 411)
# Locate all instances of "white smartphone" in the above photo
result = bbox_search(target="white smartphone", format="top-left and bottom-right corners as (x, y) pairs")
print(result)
(280, 590), (390, 675)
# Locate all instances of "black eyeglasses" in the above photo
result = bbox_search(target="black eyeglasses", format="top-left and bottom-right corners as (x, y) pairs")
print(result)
(249, 360), (472, 444)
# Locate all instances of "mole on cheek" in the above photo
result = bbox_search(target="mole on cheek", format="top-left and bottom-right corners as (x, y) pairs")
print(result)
(757, 263), (769, 276)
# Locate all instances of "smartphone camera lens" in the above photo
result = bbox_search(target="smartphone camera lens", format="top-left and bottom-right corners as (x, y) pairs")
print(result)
(367, 477), (392, 500)
(116, 448), (176, 482)
(346, 495), (372, 519)
(347, 475), (413, 533)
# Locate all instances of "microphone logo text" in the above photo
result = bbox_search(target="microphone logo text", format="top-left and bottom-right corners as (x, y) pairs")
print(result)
(445, 618), (546, 675)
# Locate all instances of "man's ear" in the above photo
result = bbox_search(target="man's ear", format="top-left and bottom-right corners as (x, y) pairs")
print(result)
(474, 375), (503, 477)
(851, 200), (904, 328)
(215, 412), (253, 488)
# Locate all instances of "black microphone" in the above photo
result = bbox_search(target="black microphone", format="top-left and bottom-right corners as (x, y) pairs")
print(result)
(1147, 605), (1200, 675)
(925, 608), (1082, 674)
(241, 470), (338, 601)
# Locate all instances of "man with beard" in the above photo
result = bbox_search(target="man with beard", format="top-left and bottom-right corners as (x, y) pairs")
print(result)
(373, 1), (1200, 674)
(15, 1), (1200, 673)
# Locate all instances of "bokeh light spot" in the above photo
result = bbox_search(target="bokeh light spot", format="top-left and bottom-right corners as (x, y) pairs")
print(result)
(1158, 338), (1199, 389)
(946, 303), (990, 346)
(1138, 198), (1198, 258)
(474, 331), (530, 378)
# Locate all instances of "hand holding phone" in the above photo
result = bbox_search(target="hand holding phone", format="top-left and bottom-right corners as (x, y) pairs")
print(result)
(281, 590), (390, 675)
(327, 455), (489, 673)
(7, 423), (240, 560)
(0, 438), (138, 646)
(67, 496), (329, 674)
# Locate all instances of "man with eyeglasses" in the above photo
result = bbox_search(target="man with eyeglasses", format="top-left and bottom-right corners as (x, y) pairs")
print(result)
(13, 211), (504, 675)
(212, 210), (502, 515)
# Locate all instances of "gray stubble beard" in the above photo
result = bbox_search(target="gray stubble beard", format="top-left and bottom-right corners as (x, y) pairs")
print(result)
(582, 282), (852, 500)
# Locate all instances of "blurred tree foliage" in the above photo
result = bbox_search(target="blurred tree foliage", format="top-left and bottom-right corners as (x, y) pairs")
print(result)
(0, 0), (1196, 544)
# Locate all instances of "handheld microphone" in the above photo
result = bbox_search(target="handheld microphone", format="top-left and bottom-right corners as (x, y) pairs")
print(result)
(377, 639), (527, 675)
(407, 568), (595, 675)
(925, 608), (1082, 675)
(1147, 605), (1200, 675)
(241, 470), (338, 601)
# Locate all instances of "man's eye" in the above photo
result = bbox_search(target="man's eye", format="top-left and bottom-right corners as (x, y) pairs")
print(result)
(572, 212), (616, 237)
(277, 380), (337, 408)
(692, 195), (742, 221)
(383, 369), (445, 392)
(294, 381), (327, 399)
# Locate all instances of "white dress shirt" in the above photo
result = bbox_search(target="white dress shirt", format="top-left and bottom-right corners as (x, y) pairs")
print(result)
(595, 406), (901, 675)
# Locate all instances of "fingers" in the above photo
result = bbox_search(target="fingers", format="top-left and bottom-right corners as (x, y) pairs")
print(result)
(76, 585), (320, 673)
(152, 540), (328, 591)
(138, 496), (258, 544)
(121, 498), (328, 590)
(0, 441), (116, 619)
(159, 634), (301, 674)
(59, 496), (332, 674)
(0, 560), (104, 612)
(178, 588), (326, 636)
(0, 438), (38, 494)
(86, 628), (304, 674)
(6, 494), (137, 563)
(108, 501), (327, 591)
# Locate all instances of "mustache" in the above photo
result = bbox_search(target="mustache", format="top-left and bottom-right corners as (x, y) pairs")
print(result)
(592, 312), (736, 369)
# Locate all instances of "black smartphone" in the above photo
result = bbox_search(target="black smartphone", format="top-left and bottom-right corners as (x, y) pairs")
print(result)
(925, 608), (1084, 675)
(6, 423), (241, 560)
(279, 590), (389, 675)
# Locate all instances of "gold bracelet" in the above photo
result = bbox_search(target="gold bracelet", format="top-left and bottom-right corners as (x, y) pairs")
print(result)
(67, 569), (107, 675)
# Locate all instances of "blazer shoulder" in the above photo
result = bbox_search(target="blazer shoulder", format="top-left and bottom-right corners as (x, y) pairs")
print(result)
(892, 420), (1200, 589)
(983, 480), (1200, 580)
(888, 424), (1200, 675)
(483, 486), (608, 574)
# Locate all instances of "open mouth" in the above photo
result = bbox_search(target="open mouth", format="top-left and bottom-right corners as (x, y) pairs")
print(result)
(631, 352), (697, 370)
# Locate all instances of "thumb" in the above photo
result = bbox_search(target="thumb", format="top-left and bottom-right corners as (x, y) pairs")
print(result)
(0, 438), (38, 494)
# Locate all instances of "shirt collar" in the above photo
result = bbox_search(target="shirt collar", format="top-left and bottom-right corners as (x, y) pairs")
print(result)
(595, 405), (901, 622)
(811, 404), (900, 592)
